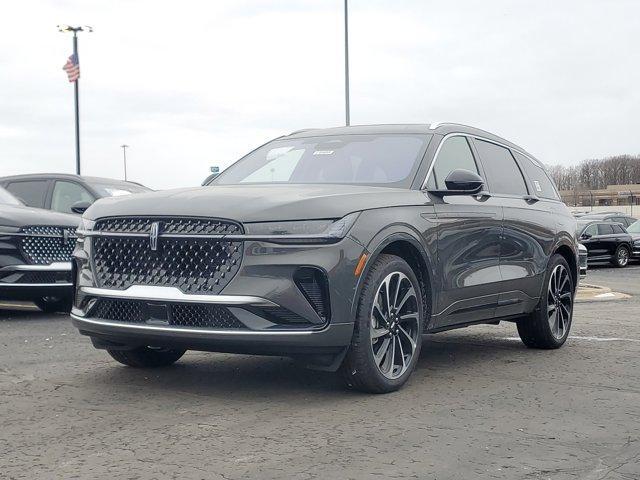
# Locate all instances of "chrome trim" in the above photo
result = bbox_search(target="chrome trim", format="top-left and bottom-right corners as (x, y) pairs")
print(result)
(77, 230), (340, 244)
(0, 232), (78, 239)
(420, 132), (543, 190)
(0, 262), (72, 272)
(71, 314), (319, 336)
(80, 285), (278, 307)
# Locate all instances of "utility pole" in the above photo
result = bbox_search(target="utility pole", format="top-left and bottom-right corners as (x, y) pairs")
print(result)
(344, 0), (350, 126)
(58, 25), (92, 175)
(121, 145), (129, 181)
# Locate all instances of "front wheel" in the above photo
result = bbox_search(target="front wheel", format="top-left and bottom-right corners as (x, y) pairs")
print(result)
(107, 346), (186, 368)
(612, 245), (630, 268)
(341, 254), (424, 393)
(517, 254), (574, 349)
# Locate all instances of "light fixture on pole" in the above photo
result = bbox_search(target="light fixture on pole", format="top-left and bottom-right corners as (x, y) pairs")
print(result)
(58, 24), (92, 175)
(120, 144), (129, 181)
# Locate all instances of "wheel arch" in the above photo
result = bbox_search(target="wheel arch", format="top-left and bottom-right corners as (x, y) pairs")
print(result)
(351, 228), (435, 328)
(551, 235), (579, 292)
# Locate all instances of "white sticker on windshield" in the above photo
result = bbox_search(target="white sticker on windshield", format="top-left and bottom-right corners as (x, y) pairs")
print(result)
(104, 188), (133, 197)
(533, 180), (542, 192)
(313, 150), (334, 156)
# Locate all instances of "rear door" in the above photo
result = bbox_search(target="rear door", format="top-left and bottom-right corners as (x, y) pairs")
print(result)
(426, 135), (503, 327)
(472, 139), (556, 317)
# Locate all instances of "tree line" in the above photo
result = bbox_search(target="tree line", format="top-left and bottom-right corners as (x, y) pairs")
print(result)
(547, 155), (640, 192)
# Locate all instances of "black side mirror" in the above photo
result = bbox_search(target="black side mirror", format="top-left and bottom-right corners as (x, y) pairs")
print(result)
(71, 200), (92, 215)
(428, 169), (484, 197)
(580, 233), (592, 240)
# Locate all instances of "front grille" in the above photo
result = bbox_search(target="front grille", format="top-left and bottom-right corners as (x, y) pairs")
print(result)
(91, 299), (247, 329)
(91, 217), (243, 294)
(20, 226), (77, 265)
(16, 271), (72, 284)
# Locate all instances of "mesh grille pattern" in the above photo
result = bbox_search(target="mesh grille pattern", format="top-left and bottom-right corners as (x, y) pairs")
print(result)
(91, 217), (243, 294)
(20, 226), (77, 265)
(17, 271), (72, 284)
(91, 299), (247, 329)
(94, 217), (241, 235)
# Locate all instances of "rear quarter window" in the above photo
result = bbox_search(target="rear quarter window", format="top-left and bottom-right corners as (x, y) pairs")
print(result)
(513, 152), (560, 200)
(5, 180), (48, 208)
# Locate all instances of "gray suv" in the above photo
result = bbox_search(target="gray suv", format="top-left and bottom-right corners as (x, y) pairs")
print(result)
(71, 124), (578, 393)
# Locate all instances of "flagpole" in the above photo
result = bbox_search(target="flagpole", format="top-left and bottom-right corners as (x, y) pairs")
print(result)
(73, 31), (81, 175)
(58, 25), (92, 176)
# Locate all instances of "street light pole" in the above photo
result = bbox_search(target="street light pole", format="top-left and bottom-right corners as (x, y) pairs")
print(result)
(344, 0), (350, 126)
(58, 25), (92, 175)
(121, 145), (129, 181)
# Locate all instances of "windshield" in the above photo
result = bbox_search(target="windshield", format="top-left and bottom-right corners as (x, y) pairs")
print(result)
(627, 220), (640, 233)
(0, 187), (22, 206)
(91, 182), (150, 197)
(214, 134), (431, 187)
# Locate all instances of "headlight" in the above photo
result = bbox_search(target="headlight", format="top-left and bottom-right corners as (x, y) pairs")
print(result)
(0, 225), (20, 234)
(244, 212), (360, 243)
(633, 240), (640, 247)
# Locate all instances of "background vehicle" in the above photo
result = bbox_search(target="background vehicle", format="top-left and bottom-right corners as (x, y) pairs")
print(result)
(577, 211), (637, 228)
(626, 220), (640, 260)
(577, 220), (633, 267)
(578, 243), (588, 277)
(0, 174), (150, 215)
(71, 123), (578, 393)
(0, 186), (79, 312)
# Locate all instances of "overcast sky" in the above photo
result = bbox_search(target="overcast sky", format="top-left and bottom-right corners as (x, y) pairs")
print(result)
(1, 0), (639, 190)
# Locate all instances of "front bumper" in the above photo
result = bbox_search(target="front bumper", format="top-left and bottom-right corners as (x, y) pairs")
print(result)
(0, 262), (73, 300)
(72, 234), (364, 356)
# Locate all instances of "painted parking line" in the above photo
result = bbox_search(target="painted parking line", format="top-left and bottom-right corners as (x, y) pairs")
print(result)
(502, 336), (640, 343)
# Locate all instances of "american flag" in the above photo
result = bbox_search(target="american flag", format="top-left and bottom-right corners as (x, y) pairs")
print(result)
(62, 53), (80, 82)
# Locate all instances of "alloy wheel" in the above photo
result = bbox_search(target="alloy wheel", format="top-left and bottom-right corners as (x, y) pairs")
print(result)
(547, 264), (572, 340)
(370, 271), (420, 379)
(617, 247), (629, 266)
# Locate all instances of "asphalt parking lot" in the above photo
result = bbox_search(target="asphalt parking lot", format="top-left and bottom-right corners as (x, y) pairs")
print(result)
(1, 265), (639, 480)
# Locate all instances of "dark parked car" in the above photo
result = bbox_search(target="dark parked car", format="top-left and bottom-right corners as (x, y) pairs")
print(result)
(626, 220), (640, 260)
(71, 123), (579, 393)
(0, 187), (79, 312)
(578, 211), (637, 228)
(0, 173), (150, 215)
(576, 220), (633, 267)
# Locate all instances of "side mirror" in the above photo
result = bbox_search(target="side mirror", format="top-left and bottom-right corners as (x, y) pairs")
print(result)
(71, 200), (92, 215)
(580, 233), (592, 240)
(428, 169), (484, 197)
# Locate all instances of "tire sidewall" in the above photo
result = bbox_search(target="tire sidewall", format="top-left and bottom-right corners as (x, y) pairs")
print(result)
(614, 245), (630, 268)
(354, 255), (424, 390)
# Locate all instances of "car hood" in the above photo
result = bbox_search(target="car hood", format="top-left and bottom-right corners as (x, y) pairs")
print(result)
(85, 184), (428, 222)
(629, 232), (640, 241)
(0, 204), (80, 228)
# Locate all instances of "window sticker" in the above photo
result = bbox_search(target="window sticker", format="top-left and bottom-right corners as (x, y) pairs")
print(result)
(313, 150), (334, 156)
(533, 180), (542, 192)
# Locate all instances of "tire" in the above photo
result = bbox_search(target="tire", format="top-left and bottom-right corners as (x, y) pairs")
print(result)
(34, 296), (72, 313)
(517, 254), (574, 349)
(612, 245), (630, 268)
(340, 254), (424, 393)
(107, 346), (186, 368)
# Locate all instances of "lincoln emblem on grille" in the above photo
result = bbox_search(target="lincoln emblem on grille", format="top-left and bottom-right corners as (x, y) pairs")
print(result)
(149, 222), (160, 251)
(62, 229), (70, 245)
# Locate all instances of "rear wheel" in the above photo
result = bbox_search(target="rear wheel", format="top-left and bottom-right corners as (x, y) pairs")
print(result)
(612, 245), (630, 268)
(34, 296), (72, 313)
(341, 254), (423, 393)
(107, 346), (186, 368)
(517, 254), (574, 349)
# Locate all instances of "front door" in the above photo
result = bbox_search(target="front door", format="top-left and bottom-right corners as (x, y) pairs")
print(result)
(425, 135), (503, 327)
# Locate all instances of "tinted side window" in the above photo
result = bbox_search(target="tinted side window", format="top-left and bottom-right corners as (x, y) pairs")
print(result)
(513, 152), (559, 200)
(598, 224), (614, 235)
(5, 180), (48, 208)
(612, 224), (626, 234)
(474, 140), (528, 196)
(582, 224), (597, 237)
(428, 136), (479, 189)
(51, 181), (94, 214)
